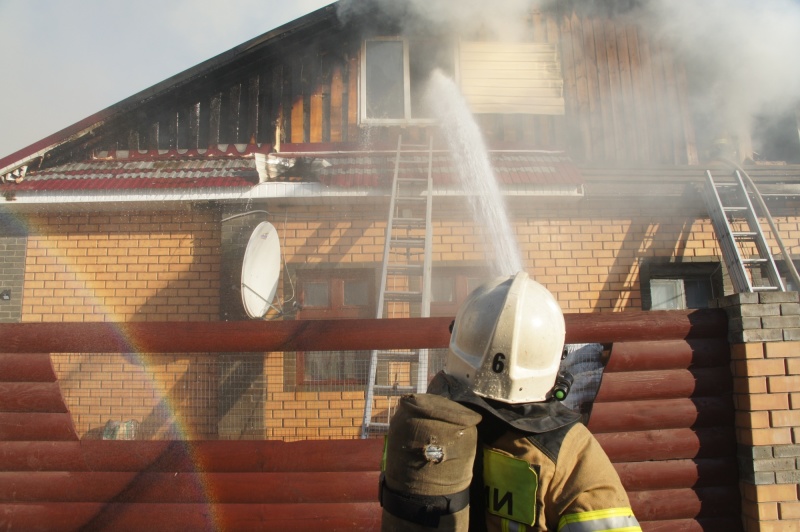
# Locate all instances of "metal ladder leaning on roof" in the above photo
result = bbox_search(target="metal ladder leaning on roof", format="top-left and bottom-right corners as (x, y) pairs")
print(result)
(702, 168), (790, 292)
(361, 135), (434, 438)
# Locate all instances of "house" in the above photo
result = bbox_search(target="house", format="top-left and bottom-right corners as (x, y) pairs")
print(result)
(1, 1), (799, 530)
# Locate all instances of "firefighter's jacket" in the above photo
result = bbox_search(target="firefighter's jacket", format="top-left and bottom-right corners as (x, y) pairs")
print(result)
(428, 372), (641, 532)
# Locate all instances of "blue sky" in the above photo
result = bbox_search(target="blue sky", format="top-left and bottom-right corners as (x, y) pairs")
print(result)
(0, 0), (333, 158)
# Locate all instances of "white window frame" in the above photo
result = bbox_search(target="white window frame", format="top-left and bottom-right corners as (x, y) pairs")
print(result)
(360, 37), (458, 126)
(650, 278), (687, 310)
(361, 38), (411, 125)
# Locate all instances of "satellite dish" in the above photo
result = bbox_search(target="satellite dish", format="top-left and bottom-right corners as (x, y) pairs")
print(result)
(240, 221), (281, 318)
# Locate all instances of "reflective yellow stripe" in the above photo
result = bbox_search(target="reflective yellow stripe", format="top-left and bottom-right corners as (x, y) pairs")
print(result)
(557, 507), (641, 532)
(501, 518), (525, 532)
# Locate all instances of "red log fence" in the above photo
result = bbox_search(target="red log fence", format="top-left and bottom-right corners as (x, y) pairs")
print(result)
(0, 309), (740, 531)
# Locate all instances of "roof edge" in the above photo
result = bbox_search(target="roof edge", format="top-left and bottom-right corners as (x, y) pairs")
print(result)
(0, 2), (339, 177)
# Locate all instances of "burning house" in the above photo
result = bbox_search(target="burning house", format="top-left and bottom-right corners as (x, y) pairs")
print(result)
(1, 0), (800, 530)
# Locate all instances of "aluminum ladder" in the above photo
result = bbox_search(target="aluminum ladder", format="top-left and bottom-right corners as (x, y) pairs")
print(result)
(703, 169), (784, 292)
(361, 135), (434, 438)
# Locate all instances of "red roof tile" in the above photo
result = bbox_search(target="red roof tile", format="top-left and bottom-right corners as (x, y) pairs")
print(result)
(8, 150), (582, 193)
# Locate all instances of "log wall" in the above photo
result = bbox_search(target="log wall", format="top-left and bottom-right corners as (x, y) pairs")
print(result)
(0, 310), (739, 531)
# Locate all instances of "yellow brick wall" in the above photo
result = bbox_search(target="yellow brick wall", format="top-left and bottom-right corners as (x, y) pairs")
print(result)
(16, 203), (800, 442)
(733, 341), (800, 532)
(272, 203), (738, 312)
(20, 209), (221, 438)
(22, 210), (220, 322)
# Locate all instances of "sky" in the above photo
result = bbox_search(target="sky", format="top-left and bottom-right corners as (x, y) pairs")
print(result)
(0, 0), (333, 159)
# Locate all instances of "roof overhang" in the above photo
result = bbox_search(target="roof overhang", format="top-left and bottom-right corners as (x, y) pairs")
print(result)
(0, 148), (584, 211)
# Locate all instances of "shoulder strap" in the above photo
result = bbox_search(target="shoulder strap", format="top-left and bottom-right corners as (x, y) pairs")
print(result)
(525, 420), (579, 464)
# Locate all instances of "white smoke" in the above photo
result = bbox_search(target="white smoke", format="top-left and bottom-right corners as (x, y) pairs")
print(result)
(643, 0), (800, 147)
(339, 0), (800, 158)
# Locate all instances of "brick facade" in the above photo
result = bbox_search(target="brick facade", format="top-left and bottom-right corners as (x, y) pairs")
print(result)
(0, 235), (26, 323)
(722, 293), (800, 531)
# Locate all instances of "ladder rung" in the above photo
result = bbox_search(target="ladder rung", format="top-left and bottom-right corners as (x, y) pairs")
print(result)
(393, 217), (425, 228)
(723, 206), (748, 212)
(365, 422), (390, 432)
(399, 142), (430, 148)
(398, 177), (427, 183)
(743, 258), (768, 264)
(391, 238), (425, 248)
(732, 231), (757, 238)
(753, 286), (780, 291)
(384, 291), (422, 302)
(387, 264), (424, 275)
(373, 385), (415, 396)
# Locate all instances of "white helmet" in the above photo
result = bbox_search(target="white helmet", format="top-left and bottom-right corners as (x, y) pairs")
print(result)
(445, 271), (565, 404)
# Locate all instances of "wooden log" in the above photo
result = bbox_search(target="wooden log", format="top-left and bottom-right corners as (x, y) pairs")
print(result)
(0, 439), (384, 473)
(0, 382), (68, 413)
(0, 413), (77, 441)
(0, 309), (727, 354)
(629, 487), (740, 521)
(0, 442), (86, 472)
(0, 354), (57, 382)
(596, 427), (737, 462)
(640, 517), (743, 532)
(614, 458), (739, 492)
(606, 339), (730, 372)
(0, 471), (379, 504)
(588, 397), (734, 433)
(564, 309), (727, 345)
(0, 502), (381, 532)
(594, 367), (733, 402)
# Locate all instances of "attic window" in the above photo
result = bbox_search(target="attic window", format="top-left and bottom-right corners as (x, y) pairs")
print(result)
(361, 37), (455, 124)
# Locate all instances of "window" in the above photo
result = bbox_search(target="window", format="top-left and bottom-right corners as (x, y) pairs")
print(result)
(294, 269), (375, 386)
(641, 261), (722, 311)
(430, 268), (489, 317)
(650, 278), (713, 310)
(361, 37), (455, 124)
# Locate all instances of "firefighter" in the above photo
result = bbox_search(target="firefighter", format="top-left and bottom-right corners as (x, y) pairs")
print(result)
(424, 271), (641, 532)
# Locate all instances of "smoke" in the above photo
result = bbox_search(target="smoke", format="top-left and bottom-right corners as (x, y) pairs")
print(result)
(642, 0), (800, 147)
(336, 0), (540, 41)
(339, 0), (800, 159)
